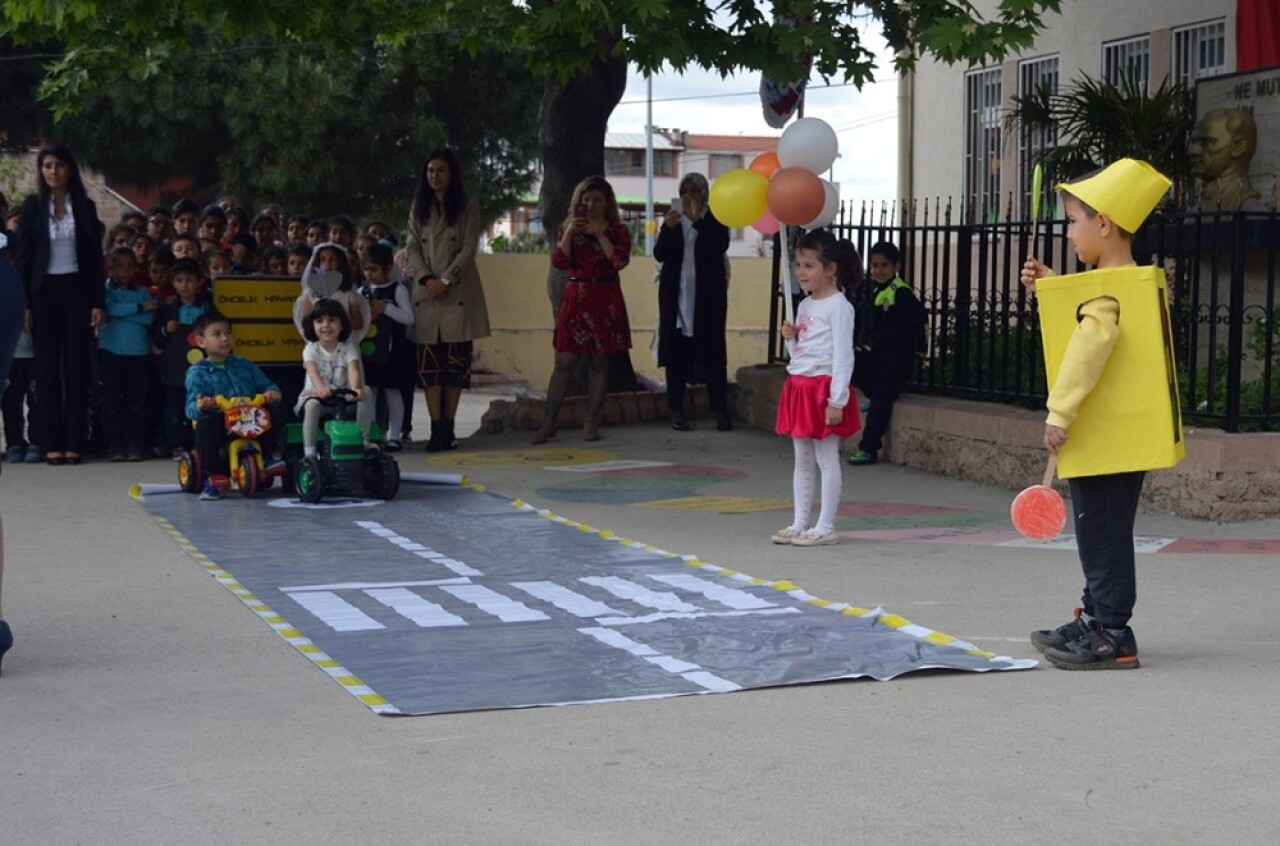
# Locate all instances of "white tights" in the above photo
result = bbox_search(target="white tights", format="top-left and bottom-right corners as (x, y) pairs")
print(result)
(791, 435), (843, 534)
(302, 396), (372, 452)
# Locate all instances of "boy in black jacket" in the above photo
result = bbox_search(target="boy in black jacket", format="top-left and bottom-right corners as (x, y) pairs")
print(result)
(152, 258), (210, 456)
(848, 241), (927, 465)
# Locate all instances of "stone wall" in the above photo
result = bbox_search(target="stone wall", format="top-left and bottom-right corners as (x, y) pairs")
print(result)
(734, 364), (1280, 521)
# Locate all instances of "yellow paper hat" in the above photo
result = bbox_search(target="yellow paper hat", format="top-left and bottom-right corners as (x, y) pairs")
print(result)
(1056, 158), (1172, 232)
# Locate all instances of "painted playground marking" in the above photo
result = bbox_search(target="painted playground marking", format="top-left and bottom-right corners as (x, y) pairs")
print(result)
(424, 447), (615, 469)
(419, 453), (1280, 556)
(639, 495), (794, 513)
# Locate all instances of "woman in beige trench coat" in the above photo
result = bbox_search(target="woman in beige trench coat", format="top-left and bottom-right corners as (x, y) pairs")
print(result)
(405, 148), (490, 451)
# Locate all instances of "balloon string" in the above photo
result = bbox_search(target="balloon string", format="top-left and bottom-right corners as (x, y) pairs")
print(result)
(1042, 453), (1056, 488)
(779, 224), (795, 357)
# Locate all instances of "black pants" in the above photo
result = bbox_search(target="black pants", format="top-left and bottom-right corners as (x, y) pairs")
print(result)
(146, 368), (166, 450)
(98, 351), (150, 452)
(163, 386), (192, 452)
(1069, 471), (1146, 628)
(30, 272), (94, 454)
(3, 357), (35, 448)
(852, 347), (913, 455)
(0, 258), (26, 453)
(194, 403), (283, 481)
(399, 339), (418, 437)
(664, 333), (727, 414)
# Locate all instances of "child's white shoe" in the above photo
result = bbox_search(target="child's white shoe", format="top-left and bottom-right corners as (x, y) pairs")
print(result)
(771, 526), (805, 544)
(792, 528), (839, 547)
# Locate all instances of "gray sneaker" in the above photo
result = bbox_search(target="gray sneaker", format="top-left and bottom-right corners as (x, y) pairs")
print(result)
(24, 445), (42, 464)
(1030, 610), (1092, 653)
(1044, 625), (1140, 670)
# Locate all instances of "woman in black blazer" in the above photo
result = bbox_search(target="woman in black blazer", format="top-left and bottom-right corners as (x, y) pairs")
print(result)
(11, 145), (105, 464)
(653, 172), (733, 431)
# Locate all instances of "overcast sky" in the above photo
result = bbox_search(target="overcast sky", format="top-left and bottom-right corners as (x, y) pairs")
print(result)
(609, 40), (901, 205)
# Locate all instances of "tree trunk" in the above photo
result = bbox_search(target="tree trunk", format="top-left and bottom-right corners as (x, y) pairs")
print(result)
(538, 45), (639, 394)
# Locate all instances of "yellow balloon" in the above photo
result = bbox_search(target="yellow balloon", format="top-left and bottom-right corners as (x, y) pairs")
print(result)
(709, 168), (768, 229)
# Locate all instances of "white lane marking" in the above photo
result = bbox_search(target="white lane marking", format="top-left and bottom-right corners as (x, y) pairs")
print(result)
(580, 576), (701, 613)
(365, 588), (467, 628)
(646, 573), (775, 610)
(355, 520), (482, 576)
(595, 607), (801, 627)
(280, 577), (470, 592)
(439, 584), (550, 622)
(578, 627), (741, 692)
(288, 590), (384, 631)
(510, 581), (625, 617)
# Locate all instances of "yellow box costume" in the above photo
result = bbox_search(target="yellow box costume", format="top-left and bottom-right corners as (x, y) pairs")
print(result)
(1036, 158), (1183, 479)
(1029, 159), (1181, 660)
(1038, 265), (1184, 478)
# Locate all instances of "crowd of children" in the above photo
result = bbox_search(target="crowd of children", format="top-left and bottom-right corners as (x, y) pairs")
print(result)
(1, 191), (418, 472)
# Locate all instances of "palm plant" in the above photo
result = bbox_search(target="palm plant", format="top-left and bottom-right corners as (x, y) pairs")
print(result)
(1006, 74), (1196, 208)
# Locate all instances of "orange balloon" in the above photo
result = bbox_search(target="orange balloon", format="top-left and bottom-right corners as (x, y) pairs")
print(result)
(767, 167), (826, 226)
(748, 151), (781, 179)
(1010, 484), (1067, 540)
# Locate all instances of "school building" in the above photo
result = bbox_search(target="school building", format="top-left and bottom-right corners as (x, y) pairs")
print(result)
(898, 0), (1277, 217)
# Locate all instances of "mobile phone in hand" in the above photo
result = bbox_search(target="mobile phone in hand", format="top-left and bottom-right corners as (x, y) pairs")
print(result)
(574, 201), (588, 219)
(670, 197), (681, 213)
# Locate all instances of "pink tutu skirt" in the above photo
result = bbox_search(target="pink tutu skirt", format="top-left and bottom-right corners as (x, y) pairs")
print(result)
(775, 374), (862, 439)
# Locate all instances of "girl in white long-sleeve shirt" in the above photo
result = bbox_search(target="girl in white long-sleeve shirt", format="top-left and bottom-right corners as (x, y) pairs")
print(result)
(774, 230), (861, 547)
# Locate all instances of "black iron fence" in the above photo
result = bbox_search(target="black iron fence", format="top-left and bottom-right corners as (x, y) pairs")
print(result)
(769, 201), (1280, 432)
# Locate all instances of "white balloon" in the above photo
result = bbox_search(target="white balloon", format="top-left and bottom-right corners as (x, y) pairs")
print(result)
(802, 180), (840, 229)
(777, 117), (839, 174)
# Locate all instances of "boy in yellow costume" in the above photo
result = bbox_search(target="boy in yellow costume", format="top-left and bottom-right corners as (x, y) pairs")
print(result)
(1020, 158), (1181, 670)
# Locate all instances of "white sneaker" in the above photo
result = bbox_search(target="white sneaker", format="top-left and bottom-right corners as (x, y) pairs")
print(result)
(792, 528), (839, 547)
(771, 526), (805, 544)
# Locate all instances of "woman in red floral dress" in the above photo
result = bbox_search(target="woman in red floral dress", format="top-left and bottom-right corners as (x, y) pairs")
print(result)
(533, 176), (632, 443)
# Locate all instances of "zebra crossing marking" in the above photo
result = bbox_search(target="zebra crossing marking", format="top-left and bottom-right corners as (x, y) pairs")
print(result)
(365, 587), (467, 628)
(578, 627), (741, 693)
(355, 519), (482, 577)
(278, 571), (790, 634)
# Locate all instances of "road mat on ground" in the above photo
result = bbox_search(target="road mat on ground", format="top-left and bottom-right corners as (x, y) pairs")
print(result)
(134, 482), (1035, 715)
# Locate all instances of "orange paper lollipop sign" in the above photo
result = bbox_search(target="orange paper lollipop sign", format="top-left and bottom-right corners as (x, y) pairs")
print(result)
(1011, 455), (1067, 540)
(749, 151), (781, 179)
(767, 167), (825, 226)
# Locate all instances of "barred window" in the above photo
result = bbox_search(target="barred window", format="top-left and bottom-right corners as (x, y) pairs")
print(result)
(964, 67), (1003, 221)
(1103, 35), (1151, 91)
(1018, 55), (1059, 218)
(1173, 19), (1227, 85)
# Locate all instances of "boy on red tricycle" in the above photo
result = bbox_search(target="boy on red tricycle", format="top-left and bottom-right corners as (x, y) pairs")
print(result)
(178, 311), (287, 501)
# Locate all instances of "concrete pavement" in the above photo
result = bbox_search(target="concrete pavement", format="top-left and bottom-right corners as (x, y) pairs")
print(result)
(2, 389), (1278, 844)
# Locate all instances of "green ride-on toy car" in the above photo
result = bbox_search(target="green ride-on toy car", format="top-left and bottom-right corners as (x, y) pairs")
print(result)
(281, 389), (400, 503)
